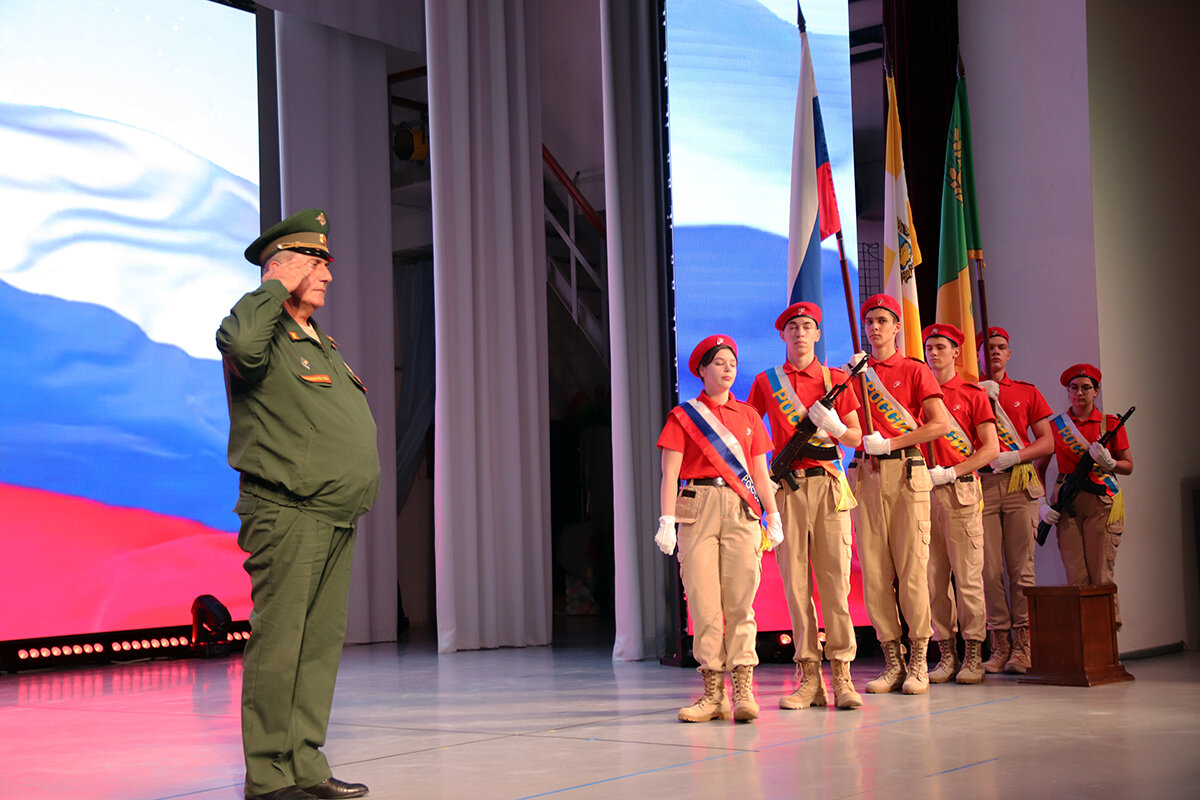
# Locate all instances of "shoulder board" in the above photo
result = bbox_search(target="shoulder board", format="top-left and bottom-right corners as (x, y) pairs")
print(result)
(961, 382), (986, 393)
(1013, 379), (1038, 387)
(905, 356), (927, 365)
(827, 366), (847, 381)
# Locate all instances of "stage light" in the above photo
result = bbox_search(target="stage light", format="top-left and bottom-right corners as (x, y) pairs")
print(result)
(18, 650), (29, 660)
(779, 634), (792, 646)
(191, 594), (233, 656)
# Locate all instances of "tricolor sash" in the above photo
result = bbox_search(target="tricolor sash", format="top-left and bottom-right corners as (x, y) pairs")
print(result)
(990, 396), (1042, 495)
(1051, 410), (1123, 524)
(766, 365), (855, 510)
(673, 399), (763, 518)
(861, 366), (919, 436)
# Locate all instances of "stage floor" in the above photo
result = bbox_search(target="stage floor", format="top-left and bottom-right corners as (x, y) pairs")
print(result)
(2, 636), (1198, 799)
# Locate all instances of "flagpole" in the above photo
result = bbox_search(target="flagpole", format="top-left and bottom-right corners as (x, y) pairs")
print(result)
(835, 231), (860, 353)
(957, 53), (992, 376)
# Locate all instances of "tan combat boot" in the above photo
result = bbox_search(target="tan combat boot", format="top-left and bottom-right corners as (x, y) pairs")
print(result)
(865, 640), (906, 693)
(730, 665), (759, 721)
(956, 639), (985, 684)
(927, 639), (959, 683)
(779, 660), (828, 710)
(981, 628), (1011, 674)
(902, 637), (930, 694)
(1005, 626), (1031, 674)
(677, 669), (731, 723)
(831, 660), (863, 709)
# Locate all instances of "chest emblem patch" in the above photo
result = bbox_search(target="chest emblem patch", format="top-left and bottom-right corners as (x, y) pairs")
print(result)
(300, 357), (310, 370)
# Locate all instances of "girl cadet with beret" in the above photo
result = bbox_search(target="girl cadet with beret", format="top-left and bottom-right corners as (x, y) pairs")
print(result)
(655, 335), (782, 722)
(1037, 363), (1133, 629)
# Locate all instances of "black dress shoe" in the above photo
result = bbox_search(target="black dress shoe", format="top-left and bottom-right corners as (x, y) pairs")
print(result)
(245, 787), (319, 800)
(301, 777), (369, 799)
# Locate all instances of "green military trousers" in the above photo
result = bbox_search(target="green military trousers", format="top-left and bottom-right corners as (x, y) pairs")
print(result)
(236, 495), (357, 795)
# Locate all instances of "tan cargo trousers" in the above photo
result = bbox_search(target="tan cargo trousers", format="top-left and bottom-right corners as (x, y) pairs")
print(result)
(676, 483), (763, 672)
(980, 471), (1041, 630)
(774, 471), (856, 662)
(928, 477), (987, 642)
(850, 454), (933, 643)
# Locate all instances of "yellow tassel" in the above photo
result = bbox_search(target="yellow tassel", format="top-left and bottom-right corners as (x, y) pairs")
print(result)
(1007, 462), (1041, 495)
(761, 527), (775, 552)
(834, 472), (858, 512)
(1108, 490), (1125, 526)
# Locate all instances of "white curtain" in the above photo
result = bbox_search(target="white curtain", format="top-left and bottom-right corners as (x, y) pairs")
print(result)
(601, 0), (672, 662)
(274, 11), (398, 644)
(425, 0), (553, 653)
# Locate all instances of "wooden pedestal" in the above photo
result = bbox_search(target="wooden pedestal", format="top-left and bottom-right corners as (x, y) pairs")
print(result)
(1019, 584), (1133, 686)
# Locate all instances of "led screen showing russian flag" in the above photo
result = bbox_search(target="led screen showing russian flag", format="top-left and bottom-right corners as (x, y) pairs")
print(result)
(664, 0), (868, 629)
(0, 0), (259, 641)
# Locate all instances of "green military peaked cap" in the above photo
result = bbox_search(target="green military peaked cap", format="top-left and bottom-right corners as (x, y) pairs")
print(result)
(244, 208), (334, 265)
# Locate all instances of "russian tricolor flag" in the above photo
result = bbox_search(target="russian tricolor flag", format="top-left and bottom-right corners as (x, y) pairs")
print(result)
(787, 5), (841, 360)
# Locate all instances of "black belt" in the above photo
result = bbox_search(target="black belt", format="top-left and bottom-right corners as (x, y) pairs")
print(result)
(853, 447), (922, 461)
(955, 474), (976, 483)
(978, 466), (1011, 475)
(688, 477), (728, 487)
(789, 467), (827, 480)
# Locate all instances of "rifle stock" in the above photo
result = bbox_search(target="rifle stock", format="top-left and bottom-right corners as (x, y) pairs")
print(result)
(1035, 405), (1134, 546)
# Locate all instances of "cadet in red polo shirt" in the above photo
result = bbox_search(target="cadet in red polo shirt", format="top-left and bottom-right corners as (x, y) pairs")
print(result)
(656, 335), (781, 722)
(1036, 363), (1133, 629)
(747, 301), (864, 711)
(847, 295), (949, 696)
(976, 326), (1054, 673)
(922, 324), (998, 685)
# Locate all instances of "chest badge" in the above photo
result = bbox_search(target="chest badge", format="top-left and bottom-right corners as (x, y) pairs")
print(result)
(1014, 400), (1022, 407)
(300, 357), (310, 370)
(893, 381), (901, 389)
(746, 426), (752, 437)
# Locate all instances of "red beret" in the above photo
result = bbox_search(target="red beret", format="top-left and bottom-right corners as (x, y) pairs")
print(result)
(985, 326), (1010, 341)
(688, 334), (738, 377)
(775, 301), (822, 330)
(1060, 363), (1101, 387)
(922, 323), (965, 347)
(861, 293), (901, 320)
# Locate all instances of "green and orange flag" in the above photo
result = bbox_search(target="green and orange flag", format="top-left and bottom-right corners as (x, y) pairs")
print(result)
(936, 74), (984, 381)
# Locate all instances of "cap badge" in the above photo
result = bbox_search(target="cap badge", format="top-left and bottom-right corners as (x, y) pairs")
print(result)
(316, 212), (327, 226)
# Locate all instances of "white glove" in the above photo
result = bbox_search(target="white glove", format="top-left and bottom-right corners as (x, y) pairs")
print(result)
(843, 352), (868, 374)
(806, 401), (847, 439)
(978, 380), (1000, 401)
(764, 512), (784, 548)
(861, 431), (892, 456)
(1089, 441), (1117, 472)
(1038, 500), (1060, 525)
(990, 450), (1022, 472)
(929, 466), (957, 486)
(654, 515), (677, 555)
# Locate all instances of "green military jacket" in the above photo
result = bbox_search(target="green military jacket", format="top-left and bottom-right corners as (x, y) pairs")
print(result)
(217, 280), (380, 526)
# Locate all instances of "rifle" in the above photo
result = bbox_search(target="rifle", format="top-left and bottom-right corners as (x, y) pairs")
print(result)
(770, 356), (869, 491)
(1035, 405), (1135, 546)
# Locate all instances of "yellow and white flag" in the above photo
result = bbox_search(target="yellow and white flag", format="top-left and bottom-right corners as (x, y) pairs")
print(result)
(883, 72), (923, 358)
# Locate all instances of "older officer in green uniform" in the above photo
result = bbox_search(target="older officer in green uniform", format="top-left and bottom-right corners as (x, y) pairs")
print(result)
(217, 209), (379, 800)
